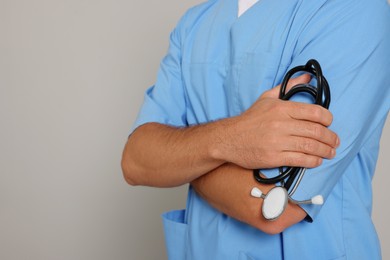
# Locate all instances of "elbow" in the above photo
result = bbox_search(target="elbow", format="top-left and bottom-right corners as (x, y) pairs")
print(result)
(262, 224), (285, 235)
(253, 203), (307, 235)
(121, 161), (137, 186)
(256, 221), (287, 235)
(255, 212), (305, 235)
(121, 135), (147, 186)
(123, 173), (138, 187)
(252, 218), (287, 235)
(121, 154), (141, 186)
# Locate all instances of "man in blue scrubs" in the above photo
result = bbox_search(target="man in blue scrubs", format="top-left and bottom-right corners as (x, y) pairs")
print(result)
(122, 0), (390, 259)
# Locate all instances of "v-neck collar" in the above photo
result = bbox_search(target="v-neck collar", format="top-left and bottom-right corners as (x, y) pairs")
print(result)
(228, 0), (299, 61)
(238, 0), (260, 18)
(228, 0), (270, 61)
(235, 0), (262, 20)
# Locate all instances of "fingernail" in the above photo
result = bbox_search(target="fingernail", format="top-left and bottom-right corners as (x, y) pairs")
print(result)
(336, 137), (340, 147)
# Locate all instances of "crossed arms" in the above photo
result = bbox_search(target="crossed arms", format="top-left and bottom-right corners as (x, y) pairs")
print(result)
(121, 74), (339, 235)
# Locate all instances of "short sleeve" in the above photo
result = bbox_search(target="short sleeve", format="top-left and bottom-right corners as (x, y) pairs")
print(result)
(130, 14), (189, 133)
(288, 0), (390, 220)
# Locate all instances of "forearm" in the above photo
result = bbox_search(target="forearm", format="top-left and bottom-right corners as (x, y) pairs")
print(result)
(121, 121), (232, 187)
(191, 163), (307, 234)
(123, 75), (338, 190)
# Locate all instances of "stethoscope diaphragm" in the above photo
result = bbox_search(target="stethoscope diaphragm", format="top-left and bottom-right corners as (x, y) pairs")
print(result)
(261, 187), (288, 221)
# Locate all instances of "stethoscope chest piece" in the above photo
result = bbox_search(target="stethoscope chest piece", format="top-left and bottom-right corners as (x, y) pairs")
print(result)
(262, 187), (288, 221)
(251, 186), (288, 221)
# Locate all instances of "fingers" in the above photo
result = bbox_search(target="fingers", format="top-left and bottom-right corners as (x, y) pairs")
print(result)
(280, 152), (323, 169)
(282, 136), (336, 159)
(286, 74), (312, 90)
(229, 88), (340, 170)
(259, 74), (333, 127)
(261, 74), (312, 99)
(286, 102), (334, 127)
(286, 120), (339, 148)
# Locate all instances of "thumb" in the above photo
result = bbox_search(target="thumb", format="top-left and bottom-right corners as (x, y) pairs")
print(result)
(261, 74), (312, 99)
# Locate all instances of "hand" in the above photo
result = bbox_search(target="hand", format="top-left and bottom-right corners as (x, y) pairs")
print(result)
(214, 74), (340, 169)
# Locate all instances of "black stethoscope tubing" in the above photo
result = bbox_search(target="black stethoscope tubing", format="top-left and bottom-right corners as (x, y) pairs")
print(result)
(253, 59), (331, 191)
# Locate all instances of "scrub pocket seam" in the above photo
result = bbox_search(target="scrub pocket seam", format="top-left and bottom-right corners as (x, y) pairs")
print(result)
(162, 209), (188, 260)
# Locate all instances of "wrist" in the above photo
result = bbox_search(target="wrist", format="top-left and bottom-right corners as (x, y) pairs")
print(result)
(208, 116), (240, 163)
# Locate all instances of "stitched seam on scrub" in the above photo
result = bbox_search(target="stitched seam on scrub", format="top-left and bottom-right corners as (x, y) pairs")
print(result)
(341, 176), (347, 260)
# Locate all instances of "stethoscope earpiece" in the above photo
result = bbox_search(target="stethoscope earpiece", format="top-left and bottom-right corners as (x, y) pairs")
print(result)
(310, 195), (324, 205)
(250, 187), (264, 198)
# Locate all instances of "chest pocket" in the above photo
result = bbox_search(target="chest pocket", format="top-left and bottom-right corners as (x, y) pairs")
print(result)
(233, 50), (286, 113)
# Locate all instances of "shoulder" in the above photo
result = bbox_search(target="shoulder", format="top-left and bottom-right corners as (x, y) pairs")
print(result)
(294, 0), (390, 56)
(174, 0), (222, 38)
(302, 0), (390, 35)
(181, 0), (221, 20)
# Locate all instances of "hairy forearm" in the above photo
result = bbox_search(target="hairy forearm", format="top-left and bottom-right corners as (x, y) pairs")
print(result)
(121, 121), (230, 187)
(191, 163), (307, 234)
(122, 76), (338, 188)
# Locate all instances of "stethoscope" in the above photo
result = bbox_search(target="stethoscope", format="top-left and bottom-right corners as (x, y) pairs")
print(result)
(250, 59), (331, 221)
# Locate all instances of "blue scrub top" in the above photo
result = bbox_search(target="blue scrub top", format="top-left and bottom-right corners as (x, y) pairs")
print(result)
(132, 0), (390, 259)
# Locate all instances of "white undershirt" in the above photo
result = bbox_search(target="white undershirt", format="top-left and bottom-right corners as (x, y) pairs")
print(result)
(238, 0), (259, 17)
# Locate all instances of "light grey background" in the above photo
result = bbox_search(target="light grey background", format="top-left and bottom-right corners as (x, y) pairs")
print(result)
(0, 0), (388, 259)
